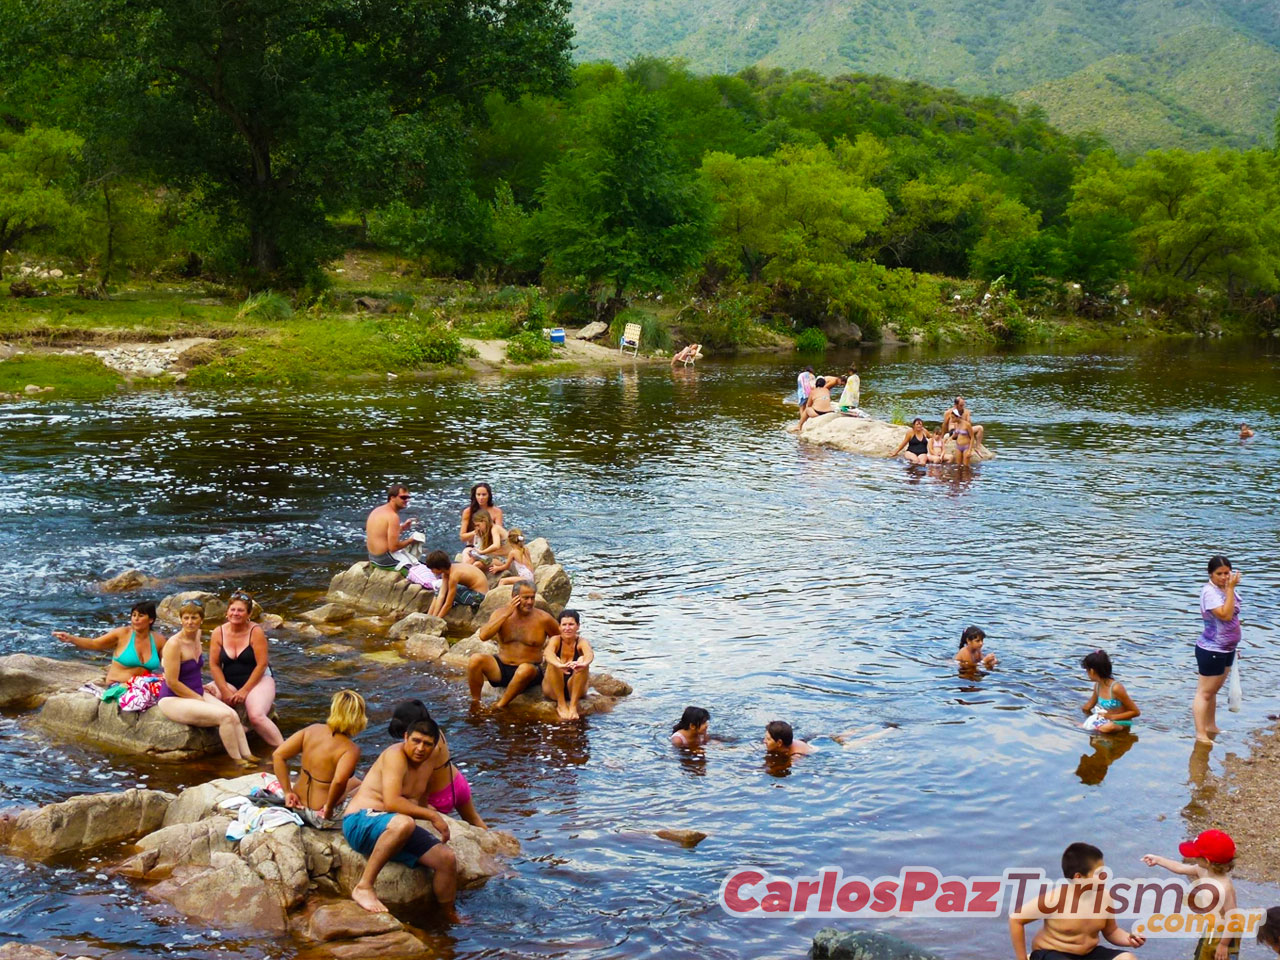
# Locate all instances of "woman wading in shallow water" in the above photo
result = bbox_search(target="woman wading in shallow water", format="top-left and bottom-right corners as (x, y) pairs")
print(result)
(1193, 555), (1243, 744)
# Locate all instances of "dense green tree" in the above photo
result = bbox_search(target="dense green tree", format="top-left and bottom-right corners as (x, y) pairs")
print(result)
(0, 125), (82, 277)
(2, 0), (574, 282)
(1071, 149), (1280, 305)
(536, 86), (710, 305)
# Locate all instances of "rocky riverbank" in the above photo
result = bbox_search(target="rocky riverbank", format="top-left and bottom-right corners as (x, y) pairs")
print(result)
(0, 773), (518, 955)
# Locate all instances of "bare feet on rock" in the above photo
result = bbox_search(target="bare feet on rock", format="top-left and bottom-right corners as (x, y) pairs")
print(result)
(352, 883), (388, 914)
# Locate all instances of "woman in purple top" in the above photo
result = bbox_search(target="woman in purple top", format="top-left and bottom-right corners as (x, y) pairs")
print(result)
(157, 601), (255, 764)
(1193, 555), (1243, 744)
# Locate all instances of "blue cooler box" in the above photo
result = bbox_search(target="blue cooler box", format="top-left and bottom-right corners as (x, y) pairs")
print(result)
(549, 327), (566, 344)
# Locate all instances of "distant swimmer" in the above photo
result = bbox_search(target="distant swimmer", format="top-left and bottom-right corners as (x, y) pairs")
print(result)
(955, 625), (997, 670)
(1240, 423), (1255, 439)
(764, 720), (895, 757)
(366, 483), (416, 568)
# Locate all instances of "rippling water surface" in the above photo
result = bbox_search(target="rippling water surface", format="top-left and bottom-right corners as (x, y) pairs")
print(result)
(1, 341), (1278, 959)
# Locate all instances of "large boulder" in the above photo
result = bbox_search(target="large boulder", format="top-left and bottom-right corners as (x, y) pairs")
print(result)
(118, 816), (235, 878)
(788, 414), (994, 461)
(534, 563), (572, 614)
(299, 603), (354, 624)
(525, 538), (555, 569)
(403, 633), (448, 662)
(294, 898), (427, 957)
(35, 691), (224, 759)
(325, 563), (434, 618)
(149, 852), (286, 933)
(387, 612), (446, 640)
(574, 321), (608, 341)
(99, 568), (154, 593)
(0, 788), (172, 859)
(0, 654), (102, 710)
(810, 929), (944, 960)
(162, 773), (266, 826)
(241, 823), (309, 909)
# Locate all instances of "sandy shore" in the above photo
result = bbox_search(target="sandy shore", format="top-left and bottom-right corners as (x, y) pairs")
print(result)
(1184, 721), (1280, 883)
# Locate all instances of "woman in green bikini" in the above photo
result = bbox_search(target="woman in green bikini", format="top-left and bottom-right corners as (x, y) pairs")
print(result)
(53, 601), (166, 684)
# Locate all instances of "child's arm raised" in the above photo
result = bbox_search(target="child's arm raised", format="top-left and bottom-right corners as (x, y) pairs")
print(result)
(1140, 854), (1200, 876)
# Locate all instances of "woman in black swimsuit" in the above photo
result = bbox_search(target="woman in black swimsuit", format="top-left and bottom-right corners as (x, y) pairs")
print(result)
(210, 590), (284, 747)
(892, 418), (932, 465)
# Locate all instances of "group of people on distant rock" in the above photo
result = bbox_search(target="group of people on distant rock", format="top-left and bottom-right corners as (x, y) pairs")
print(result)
(795, 365), (862, 428)
(888, 396), (985, 465)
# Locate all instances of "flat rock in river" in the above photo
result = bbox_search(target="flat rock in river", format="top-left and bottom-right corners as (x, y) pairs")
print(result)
(0, 788), (172, 859)
(36, 691), (225, 759)
(787, 413), (994, 461)
(0, 654), (103, 709)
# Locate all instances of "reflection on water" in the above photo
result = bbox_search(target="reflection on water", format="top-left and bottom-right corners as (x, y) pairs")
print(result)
(0, 340), (1277, 958)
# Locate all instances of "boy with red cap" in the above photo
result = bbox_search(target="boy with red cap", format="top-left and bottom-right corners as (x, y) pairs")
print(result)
(1142, 830), (1238, 960)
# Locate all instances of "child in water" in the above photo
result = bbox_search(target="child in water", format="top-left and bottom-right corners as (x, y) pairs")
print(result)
(955, 625), (997, 669)
(1080, 649), (1139, 733)
(1142, 830), (1238, 960)
(671, 706), (710, 747)
(763, 720), (894, 756)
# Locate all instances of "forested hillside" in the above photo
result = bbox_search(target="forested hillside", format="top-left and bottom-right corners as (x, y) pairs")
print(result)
(570, 0), (1280, 152)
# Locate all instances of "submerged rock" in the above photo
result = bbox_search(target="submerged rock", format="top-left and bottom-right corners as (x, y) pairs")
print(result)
(787, 414), (994, 462)
(655, 828), (707, 847)
(149, 852), (287, 932)
(299, 603), (355, 624)
(37, 691), (224, 760)
(0, 654), (102, 710)
(99, 568), (153, 592)
(387, 612), (446, 640)
(0, 788), (172, 859)
(810, 929), (944, 960)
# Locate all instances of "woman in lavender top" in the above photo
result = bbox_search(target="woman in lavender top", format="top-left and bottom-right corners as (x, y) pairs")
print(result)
(1193, 555), (1242, 744)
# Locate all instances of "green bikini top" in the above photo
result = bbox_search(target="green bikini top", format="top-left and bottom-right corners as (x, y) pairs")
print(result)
(113, 630), (161, 671)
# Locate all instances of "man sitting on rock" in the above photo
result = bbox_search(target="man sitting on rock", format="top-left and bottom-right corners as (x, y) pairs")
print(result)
(543, 609), (594, 721)
(366, 483), (416, 569)
(424, 550), (489, 619)
(467, 582), (560, 709)
(342, 714), (458, 917)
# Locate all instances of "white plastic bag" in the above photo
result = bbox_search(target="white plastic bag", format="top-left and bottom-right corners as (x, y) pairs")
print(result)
(1228, 655), (1242, 713)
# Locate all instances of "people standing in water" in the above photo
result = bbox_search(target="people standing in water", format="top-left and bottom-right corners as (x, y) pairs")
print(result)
(366, 483), (416, 568)
(342, 713), (457, 917)
(210, 591), (283, 747)
(467, 581), (560, 709)
(1194, 556), (1243, 744)
(388, 701), (487, 828)
(1142, 831), (1238, 960)
(836, 366), (860, 413)
(671, 707), (710, 747)
(543, 609), (594, 721)
(955, 625), (997, 670)
(1239, 423), (1254, 439)
(53, 601), (166, 685)
(796, 366), (815, 407)
(942, 396), (985, 448)
(460, 483), (506, 546)
(273, 689), (367, 825)
(157, 601), (255, 764)
(425, 550), (489, 619)
(1080, 650), (1139, 734)
(892, 418), (932, 464)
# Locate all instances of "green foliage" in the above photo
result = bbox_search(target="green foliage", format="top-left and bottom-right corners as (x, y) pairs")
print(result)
(794, 327), (828, 353)
(536, 84), (711, 299)
(1070, 148), (1280, 310)
(674, 294), (767, 351)
(236, 291), (294, 323)
(0, 353), (120, 394)
(4, 0), (575, 283)
(608, 307), (672, 352)
(505, 329), (554, 363)
(0, 126), (83, 276)
(379, 315), (462, 365)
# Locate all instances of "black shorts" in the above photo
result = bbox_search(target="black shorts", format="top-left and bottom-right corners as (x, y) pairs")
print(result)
(495, 658), (543, 688)
(1030, 946), (1125, 960)
(1195, 646), (1236, 677)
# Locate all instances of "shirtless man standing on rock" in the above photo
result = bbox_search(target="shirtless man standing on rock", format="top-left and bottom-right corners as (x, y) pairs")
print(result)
(467, 581), (560, 709)
(366, 483), (416, 568)
(342, 715), (458, 918)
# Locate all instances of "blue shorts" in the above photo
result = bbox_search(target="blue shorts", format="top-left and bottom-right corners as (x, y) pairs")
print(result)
(342, 809), (437, 869)
(1195, 646), (1236, 677)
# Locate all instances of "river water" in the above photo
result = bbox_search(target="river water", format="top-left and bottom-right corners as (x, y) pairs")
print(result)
(0, 341), (1277, 959)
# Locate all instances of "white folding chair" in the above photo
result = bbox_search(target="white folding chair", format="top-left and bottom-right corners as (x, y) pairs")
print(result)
(619, 321), (641, 357)
(680, 344), (703, 366)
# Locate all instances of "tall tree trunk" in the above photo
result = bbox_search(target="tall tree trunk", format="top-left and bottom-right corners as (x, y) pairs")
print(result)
(247, 140), (278, 278)
(99, 182), (115, 291)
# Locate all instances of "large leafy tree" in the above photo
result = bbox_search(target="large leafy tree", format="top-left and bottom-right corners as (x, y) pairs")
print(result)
(2, 0), (573, 282)
(0, 125), (83, 278)
(536, 85), (710, 305)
